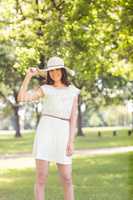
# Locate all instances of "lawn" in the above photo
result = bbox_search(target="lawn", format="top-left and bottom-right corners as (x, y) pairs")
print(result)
(0, 152), (133, 200)
(0, 128), (133, 155)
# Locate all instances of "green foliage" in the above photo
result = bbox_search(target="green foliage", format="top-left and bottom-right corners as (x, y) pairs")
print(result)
(14, 47), (40, 75)
(0, 0), (133, 113)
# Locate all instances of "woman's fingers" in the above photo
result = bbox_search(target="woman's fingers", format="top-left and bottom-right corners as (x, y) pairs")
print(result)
(66, 143), (73, 156)
(27, 67), (38, 77)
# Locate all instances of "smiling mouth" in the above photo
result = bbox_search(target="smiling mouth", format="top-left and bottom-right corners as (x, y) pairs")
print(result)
(53, 75), (60, 78)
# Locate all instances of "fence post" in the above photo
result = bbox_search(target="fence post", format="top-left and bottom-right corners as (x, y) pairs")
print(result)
(113, 130), (117, 136)
(98, 131), (101, 137)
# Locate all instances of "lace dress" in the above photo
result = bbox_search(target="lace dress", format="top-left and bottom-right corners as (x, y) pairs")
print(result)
(32, 84), (80, 164)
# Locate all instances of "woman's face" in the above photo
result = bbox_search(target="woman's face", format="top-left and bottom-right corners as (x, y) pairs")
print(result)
(49, 68), (62, 82)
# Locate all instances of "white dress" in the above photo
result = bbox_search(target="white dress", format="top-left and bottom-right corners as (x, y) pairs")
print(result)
(32, 84), (81, 164)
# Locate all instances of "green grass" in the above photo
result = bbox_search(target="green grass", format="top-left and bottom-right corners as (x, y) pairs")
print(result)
(76, 129), (133, 149)
(0, 132), (34, 154)
(0, 129), (133, 155)
(0, 152), (133, 200)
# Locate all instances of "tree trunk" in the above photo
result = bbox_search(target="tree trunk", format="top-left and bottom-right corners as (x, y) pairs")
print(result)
(13, 105), (21, 137)
(13, 90), (21, 137)
(93, 100), (108, 126)
(95, 109), (108, 126)
(77, 95), (84, 136)
(0, 90), (22, 137)
(35, 105), (41, 128)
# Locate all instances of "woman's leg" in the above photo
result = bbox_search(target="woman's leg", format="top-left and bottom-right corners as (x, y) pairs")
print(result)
(34, 159), (50, 200)
(57, 163), (75, 200)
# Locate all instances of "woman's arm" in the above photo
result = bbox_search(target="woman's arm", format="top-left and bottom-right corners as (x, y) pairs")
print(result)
(68, 96), (79, 143)
(17, 68), (44, 102)
(66, 96), (79, 156)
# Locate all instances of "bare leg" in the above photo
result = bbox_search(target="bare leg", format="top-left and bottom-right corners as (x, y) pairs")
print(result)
(57, 163), (74, 200)
(34, 159), (50, 200)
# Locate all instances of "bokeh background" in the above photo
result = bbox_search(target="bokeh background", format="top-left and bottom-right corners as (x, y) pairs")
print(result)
(0, 0), (133, 200)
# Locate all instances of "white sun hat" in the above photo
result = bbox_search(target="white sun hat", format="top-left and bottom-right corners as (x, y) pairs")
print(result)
(38, 56), (75, 77)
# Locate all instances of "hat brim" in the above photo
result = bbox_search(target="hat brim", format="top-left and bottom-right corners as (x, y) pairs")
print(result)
(44, 65), (65, 71)
(38, 66), (75, 77)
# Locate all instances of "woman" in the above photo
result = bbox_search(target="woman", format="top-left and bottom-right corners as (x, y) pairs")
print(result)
(17, 56), (80, 200)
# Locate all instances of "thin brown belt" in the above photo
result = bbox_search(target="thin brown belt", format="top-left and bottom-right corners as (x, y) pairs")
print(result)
(42, 113), (70, 121)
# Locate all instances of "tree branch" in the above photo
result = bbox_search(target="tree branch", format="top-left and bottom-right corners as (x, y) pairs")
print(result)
(51, 0), (65, 11)
(0, 91), (14, 108)
(15, 0), (26, 20)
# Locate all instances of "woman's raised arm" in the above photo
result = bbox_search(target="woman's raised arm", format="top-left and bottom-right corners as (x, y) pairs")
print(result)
(17, 68), (44, 103)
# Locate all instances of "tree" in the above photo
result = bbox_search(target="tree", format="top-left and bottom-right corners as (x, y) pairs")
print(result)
(0, 0), (133, 136)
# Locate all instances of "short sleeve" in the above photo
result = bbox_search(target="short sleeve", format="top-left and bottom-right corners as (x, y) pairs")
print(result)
(75, 87), (80, 96)
(40, 84), (50, 96)
(71, 85), (81, 97)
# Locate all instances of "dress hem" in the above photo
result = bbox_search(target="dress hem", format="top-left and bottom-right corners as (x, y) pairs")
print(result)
(33, 156), (72, 165)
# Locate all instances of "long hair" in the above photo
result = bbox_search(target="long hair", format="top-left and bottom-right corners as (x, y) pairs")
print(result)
(45, 68), (71, 86)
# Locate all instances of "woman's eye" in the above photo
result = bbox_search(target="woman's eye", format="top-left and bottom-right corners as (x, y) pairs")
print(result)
(50, 69), (60, 73)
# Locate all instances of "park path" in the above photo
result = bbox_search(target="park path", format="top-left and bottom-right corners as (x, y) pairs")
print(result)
(0, 146), (133, 169)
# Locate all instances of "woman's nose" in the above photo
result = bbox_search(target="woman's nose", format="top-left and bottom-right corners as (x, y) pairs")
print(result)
(52, 70), (59, 74)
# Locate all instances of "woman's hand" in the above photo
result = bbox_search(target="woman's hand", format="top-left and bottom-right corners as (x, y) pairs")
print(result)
(66, 141), (74, 156)
(26, 67), (39, 78)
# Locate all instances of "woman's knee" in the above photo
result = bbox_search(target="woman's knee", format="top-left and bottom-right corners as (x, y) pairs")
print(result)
(36, 172), (49, 185)
(59, 173), (73, 186)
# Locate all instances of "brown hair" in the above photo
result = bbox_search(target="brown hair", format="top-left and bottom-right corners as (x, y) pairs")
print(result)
(45, 68), (71, 86)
